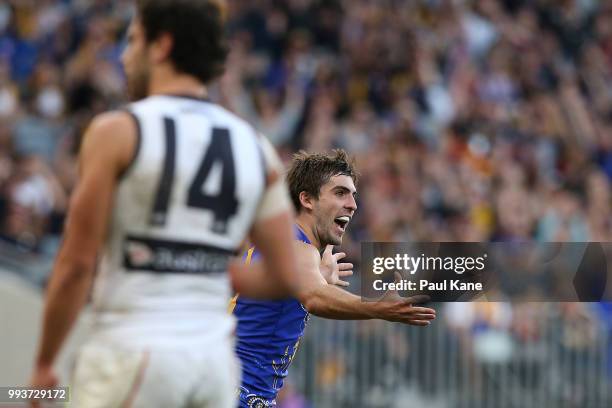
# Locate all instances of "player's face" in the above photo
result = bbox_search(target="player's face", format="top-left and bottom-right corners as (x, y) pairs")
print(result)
(121, 18), (151, 101)
(312, 174), (357, 246)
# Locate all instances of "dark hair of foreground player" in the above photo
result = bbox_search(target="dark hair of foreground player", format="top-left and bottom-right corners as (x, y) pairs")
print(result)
(136, 0), (228, 84)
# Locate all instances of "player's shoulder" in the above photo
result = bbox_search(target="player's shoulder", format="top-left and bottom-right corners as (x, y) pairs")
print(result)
(252, 241), (317, 259)
(87, 110), (135, 134)
(294, 241), (320, 261)
(84, 110), (137, 150)
(81, 110), (138, 172)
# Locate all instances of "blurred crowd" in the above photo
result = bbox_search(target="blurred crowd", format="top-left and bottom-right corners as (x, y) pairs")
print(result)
(2, 0), (612, 256)
(220, 0), (612, 253)
(0, 0), (129, 254)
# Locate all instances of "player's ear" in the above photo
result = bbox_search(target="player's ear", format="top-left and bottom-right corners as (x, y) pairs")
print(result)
(299, 191), (314, 211)
(150, 31), (173, 64)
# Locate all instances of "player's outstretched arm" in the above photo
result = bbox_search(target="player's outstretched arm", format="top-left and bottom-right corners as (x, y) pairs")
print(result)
(229, 210), (303, 299)
(30, 112), (137, 386)
(229, 136), (300, 299)
(297, 245), (436, 325)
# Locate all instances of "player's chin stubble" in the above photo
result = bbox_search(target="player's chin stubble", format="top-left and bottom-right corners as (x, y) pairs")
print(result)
(325, 224), (342, 246)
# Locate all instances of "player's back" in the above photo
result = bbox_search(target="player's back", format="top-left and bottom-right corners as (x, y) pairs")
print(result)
(92, 94), (268, 347)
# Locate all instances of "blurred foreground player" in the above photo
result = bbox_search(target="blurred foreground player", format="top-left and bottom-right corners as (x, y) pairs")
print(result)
(231, 150), (437, 407)
(30, 1), (299, 407)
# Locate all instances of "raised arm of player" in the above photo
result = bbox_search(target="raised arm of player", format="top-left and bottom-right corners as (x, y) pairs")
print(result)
(229, 136), (300, 299)
(295, 243), (436, 325)
(30, 111), (137, 389)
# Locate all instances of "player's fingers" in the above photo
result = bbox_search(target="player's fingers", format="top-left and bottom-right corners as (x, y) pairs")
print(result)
(324, 244), (334, 255)
(333, 252), (346, 261)
(405, 320), (431, 326)
(335, 279), (350, 287)
(338, 269), (353, 277)
(338, 262), (353, 271)
(407, 306), (436, 315)
(410, 313), (436, 320)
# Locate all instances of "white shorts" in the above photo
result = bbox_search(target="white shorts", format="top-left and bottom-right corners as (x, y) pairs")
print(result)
(71, 337), (240, 408)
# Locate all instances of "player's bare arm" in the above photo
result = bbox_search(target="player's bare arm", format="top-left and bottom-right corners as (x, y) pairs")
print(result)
(30, 111), (137, 386)
(295, 243), (436, 325)
(229, 211), (300, 299)
(229, 136), (300, 299)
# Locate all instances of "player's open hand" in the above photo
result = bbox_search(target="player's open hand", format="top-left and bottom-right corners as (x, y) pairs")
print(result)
(320, 245), (353, 287)
(375, 272), (436, 326)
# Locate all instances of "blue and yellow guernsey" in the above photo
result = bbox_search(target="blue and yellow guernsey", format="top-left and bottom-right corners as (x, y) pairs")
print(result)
(230, 227), (311, 407)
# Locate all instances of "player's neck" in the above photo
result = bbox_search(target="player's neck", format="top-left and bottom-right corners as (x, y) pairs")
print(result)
(148, 68), (207, 99)
(295, 216), (321, 250)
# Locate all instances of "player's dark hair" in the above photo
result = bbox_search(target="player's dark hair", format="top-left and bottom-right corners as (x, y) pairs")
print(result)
(136, 0), (228, 84)
(287, 149), (358, 213)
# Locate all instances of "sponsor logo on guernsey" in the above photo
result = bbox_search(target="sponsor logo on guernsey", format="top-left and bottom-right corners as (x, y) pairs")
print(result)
(123, 235), (234, 274)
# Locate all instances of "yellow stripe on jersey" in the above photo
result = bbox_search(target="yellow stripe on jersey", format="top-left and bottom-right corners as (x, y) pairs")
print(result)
(228, 247), (255, 313)
(245, 247), (255, 265)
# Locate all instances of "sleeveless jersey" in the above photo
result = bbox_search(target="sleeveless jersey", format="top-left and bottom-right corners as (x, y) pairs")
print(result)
(232, 227), (311, 406)
(91, 94), (269, 346)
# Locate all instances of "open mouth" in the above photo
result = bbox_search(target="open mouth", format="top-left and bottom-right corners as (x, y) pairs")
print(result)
(334, 216), (351, 231)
